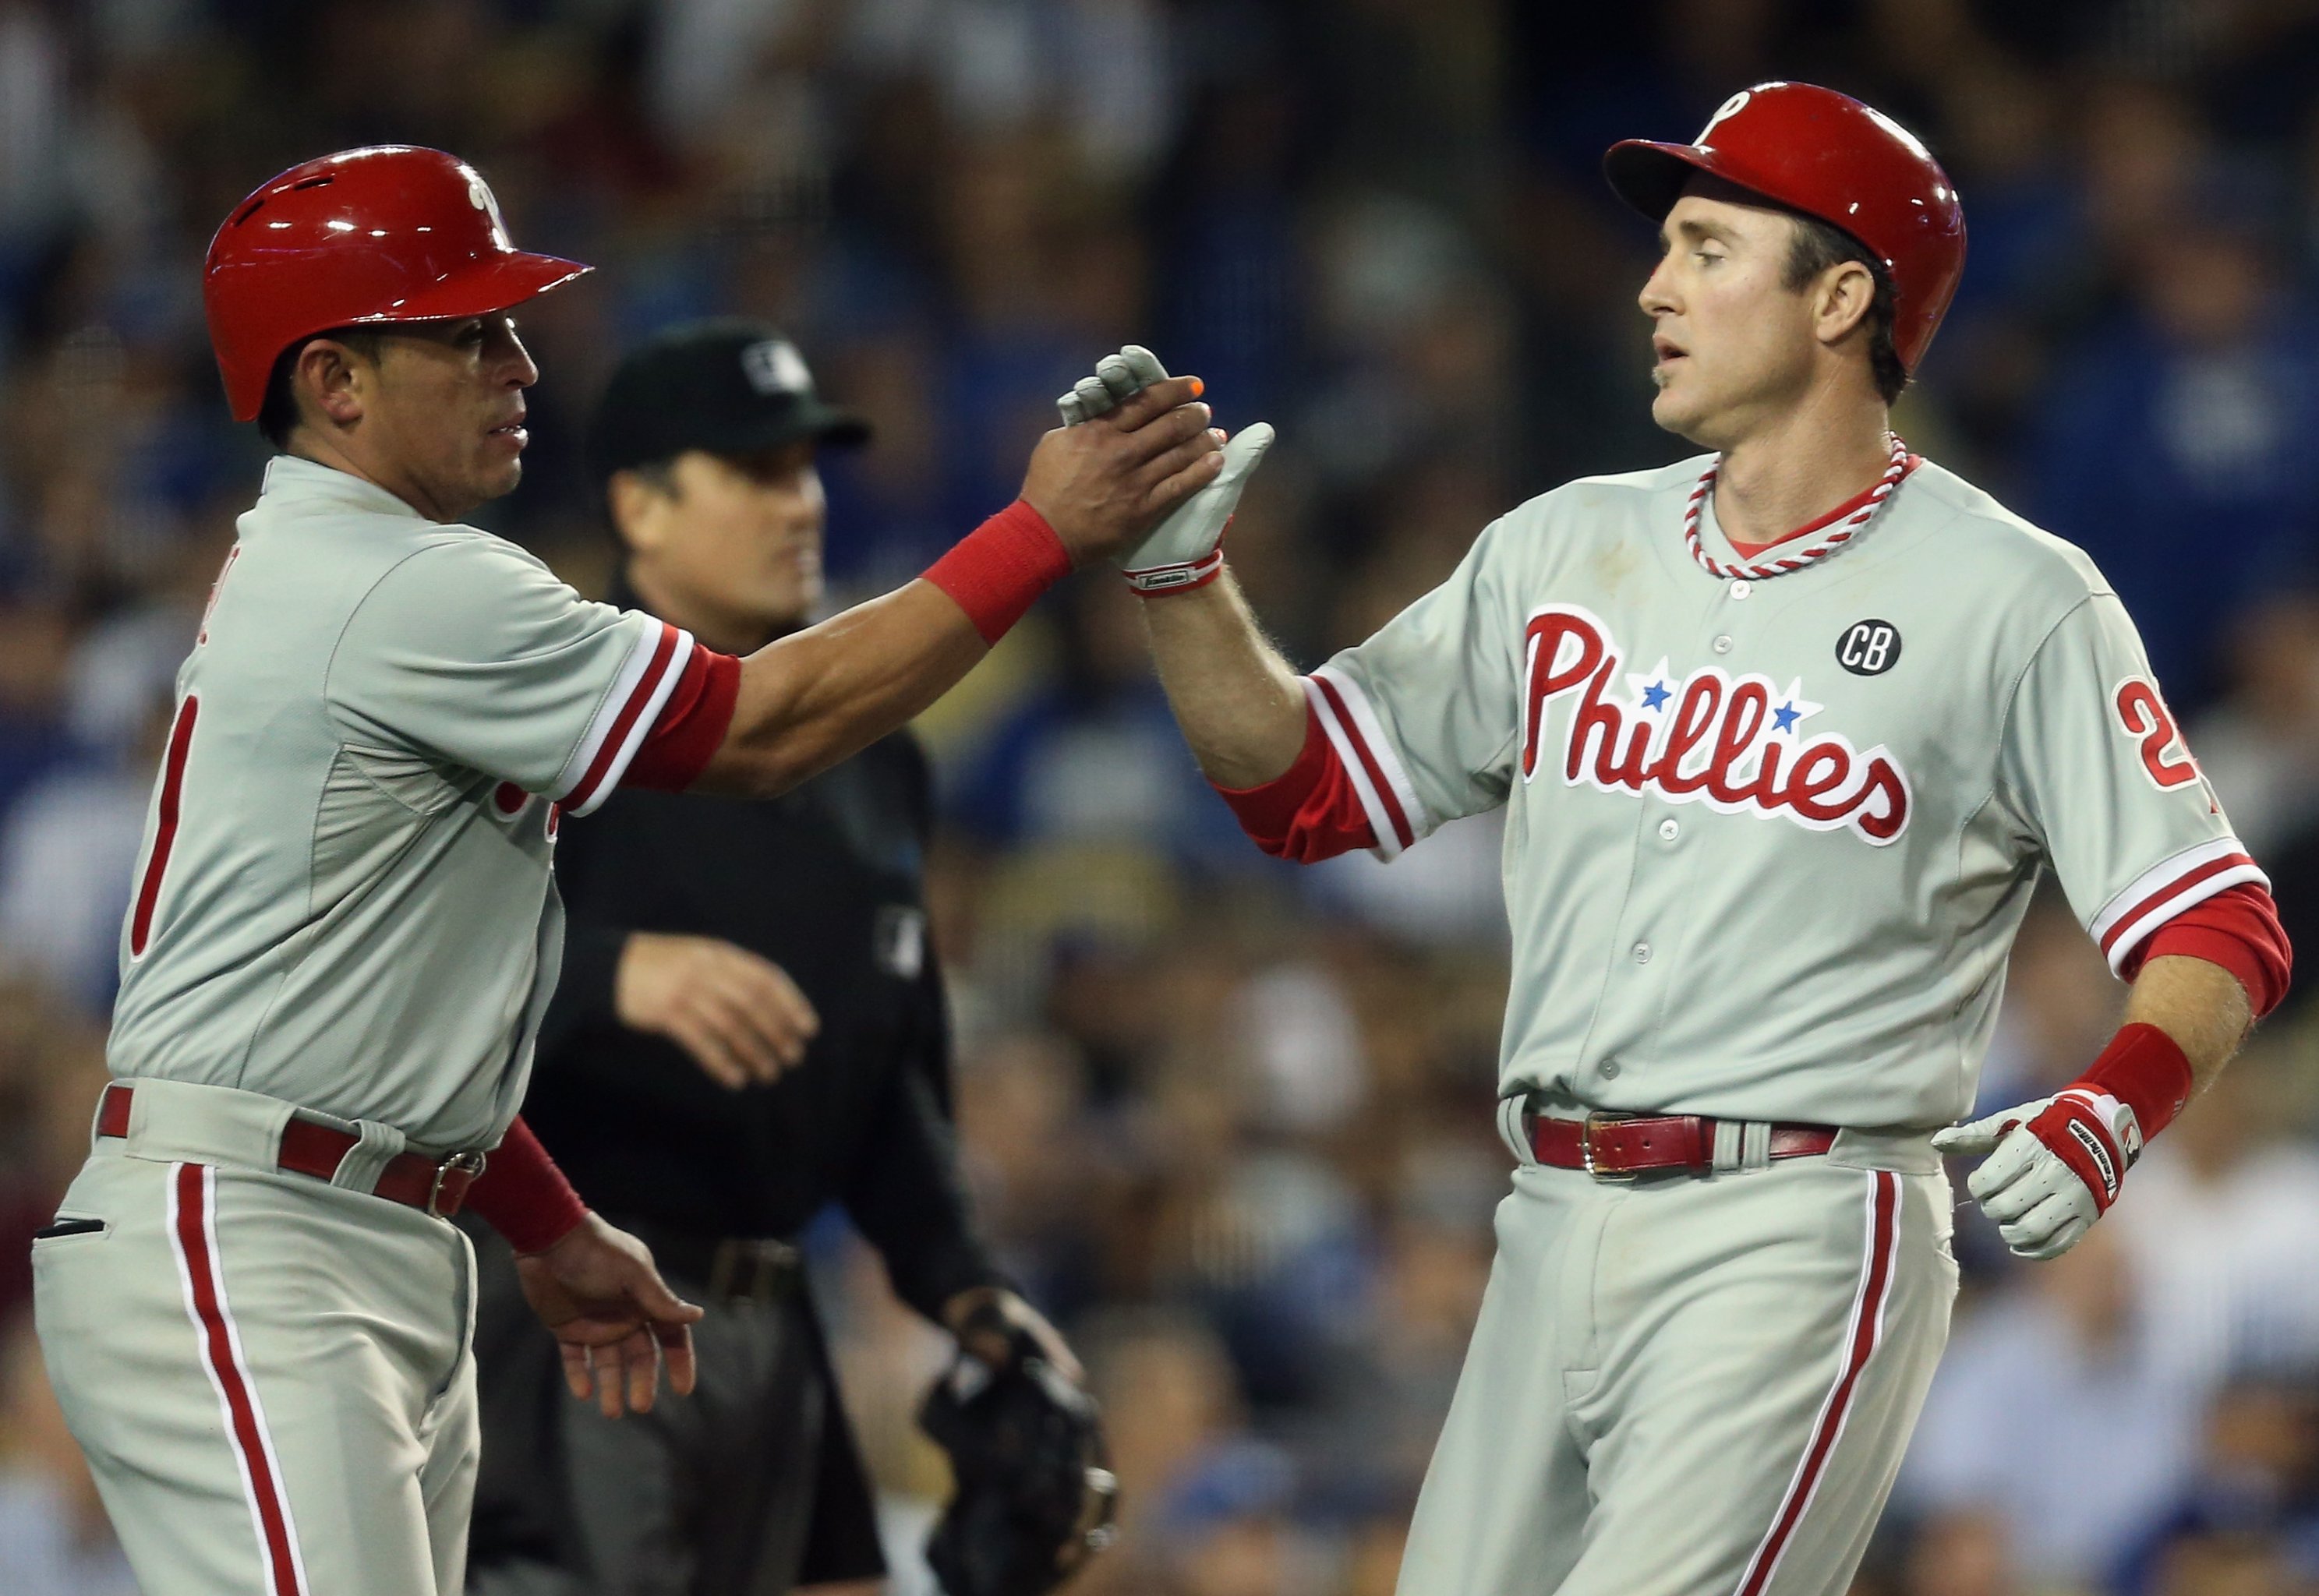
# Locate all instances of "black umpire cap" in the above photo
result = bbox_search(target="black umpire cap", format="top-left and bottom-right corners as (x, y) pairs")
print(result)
(587, 319), (871, 488)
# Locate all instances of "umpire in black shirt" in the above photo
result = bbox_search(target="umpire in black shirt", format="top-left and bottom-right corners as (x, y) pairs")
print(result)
(465, 321), (1085, 1596)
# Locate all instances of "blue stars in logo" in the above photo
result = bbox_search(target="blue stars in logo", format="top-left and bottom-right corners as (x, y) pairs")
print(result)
(1628, 659), (1677, 715)
(1766, 682), (1824, 737)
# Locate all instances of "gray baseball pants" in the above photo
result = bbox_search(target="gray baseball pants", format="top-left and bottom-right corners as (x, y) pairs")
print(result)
(33, 1079), (482, 1596)
(1395, 1121), (1957, 1596)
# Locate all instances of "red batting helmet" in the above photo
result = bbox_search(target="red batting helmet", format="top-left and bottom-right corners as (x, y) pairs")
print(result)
(203, 146), (591, 422)
(1604, 82), (1966, 372)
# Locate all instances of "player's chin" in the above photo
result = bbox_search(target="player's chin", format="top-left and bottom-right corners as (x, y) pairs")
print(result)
(472, 453), (525, 500)
(1648, 385), (1703, 439)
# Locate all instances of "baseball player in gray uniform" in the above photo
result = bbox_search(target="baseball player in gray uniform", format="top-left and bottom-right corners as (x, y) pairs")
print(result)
(1058, 83), (2294, 1595)
(29, 146), (1224, 1596)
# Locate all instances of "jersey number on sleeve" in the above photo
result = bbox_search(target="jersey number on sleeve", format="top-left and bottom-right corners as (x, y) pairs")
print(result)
(2113, 679), (2197, 790)
(134, 547), (239, 958)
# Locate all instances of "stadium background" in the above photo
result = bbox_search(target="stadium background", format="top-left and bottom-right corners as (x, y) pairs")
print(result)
(1, 2), (2317, 1593)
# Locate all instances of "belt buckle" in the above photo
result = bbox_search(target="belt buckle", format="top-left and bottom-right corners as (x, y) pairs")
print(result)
(427, 1150), (487, 1217)
(1581, 1112), (1639, 1182)
(709, 1238), (801, 1304)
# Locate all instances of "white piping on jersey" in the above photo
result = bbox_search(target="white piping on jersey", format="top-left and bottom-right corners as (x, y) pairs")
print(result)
(2090, 835), (2268, 975)
(1312, 665), (1426, 846)
(551, 620), (696, 816)
(1684, 433), (1909, 581)
(1306, 667), (1425, 858)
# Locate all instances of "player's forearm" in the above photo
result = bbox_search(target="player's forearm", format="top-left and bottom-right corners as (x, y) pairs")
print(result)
(699, 582), (988, 797)
(2124, 953), (2254, 1091)
(1138, 573), (1307, 788)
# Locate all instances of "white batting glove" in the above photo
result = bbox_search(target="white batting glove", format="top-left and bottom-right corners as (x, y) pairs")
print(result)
(1056, 345), (1275, 595)
(1931, 1086), (2144, 1261)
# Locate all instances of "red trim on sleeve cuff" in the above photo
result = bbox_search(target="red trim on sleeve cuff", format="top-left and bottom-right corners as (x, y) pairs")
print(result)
(564, 622), (684, 813)
(624, 646), (741, 793)
(1308, 673), (1416, 853)
(465, 1116), (589, 1255)
(2097, 846), (2264, 968)
(1212, 703), (1380, 863)
(2130, 881), (2293, 1019)
(922, 500), (1073, 644)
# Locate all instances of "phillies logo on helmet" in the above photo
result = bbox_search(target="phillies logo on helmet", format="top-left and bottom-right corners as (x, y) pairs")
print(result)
(1699, 90), (1752, 138)
(1518, 606), (1911, 845)
(465, 172), (512, 249)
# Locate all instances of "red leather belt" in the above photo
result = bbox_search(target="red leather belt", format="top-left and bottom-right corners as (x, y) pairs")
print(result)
(97, 1083), (486, 1217)
(1528, 1110), (1837, 1179)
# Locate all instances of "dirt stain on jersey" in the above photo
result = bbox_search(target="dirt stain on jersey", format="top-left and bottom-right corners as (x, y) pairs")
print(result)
(1591, 538), (1641, 597)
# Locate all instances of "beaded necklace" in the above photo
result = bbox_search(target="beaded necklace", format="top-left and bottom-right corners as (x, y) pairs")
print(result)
(1681, 433), (1909, 581)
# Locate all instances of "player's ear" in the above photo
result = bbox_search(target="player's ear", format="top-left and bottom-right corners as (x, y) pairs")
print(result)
(296, 337), (369, 429)
(1814, 260), (1877, 349)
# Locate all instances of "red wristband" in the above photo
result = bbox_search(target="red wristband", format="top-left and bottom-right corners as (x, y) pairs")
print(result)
(2080, 1022), (2194, 1141)
(922, 500), (1073, 644)
(465, 1116), (590, 1255)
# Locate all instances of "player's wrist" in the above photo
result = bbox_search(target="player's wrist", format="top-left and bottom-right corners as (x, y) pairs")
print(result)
(922, 500), (1073, 645)
(468, 1117), (592, 1255)
(2077, 1022), (2193, 1142)
(518, 1206), (599, 1259)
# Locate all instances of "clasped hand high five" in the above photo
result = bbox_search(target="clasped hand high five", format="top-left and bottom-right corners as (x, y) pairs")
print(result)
(1014, 362), (1232, 566)
(1055, 345), (1274, 591)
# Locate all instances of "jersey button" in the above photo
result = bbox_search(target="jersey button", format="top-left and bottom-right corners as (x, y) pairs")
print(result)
(1730, 579), (1752, 600)
(1600, 1059), (1622, 1079)
(1713, 635), (1734, 655)
(1658, 818), (1680, 842)
(1632, 941), (1653, 964)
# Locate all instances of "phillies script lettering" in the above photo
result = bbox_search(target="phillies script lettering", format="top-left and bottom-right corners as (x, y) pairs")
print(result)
(1518, 606), (1911, 846)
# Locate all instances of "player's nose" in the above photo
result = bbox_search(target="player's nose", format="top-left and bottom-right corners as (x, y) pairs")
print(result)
(495, 323), (542, 388)
(1638, 259), (1677, 318)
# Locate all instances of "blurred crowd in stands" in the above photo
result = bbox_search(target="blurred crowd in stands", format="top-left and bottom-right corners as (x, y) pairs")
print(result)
(0, 1), (2317, 1593)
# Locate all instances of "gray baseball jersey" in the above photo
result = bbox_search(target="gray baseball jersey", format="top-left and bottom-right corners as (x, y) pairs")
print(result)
(1308, 453), (2260, 1131)
(105, 455), (703, 1149)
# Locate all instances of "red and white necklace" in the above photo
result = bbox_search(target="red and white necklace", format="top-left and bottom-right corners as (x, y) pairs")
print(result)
(1682, 433), (1910, 581)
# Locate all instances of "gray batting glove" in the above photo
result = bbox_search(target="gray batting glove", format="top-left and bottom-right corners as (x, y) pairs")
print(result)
(1056, 345), (1276, 595)
(1055, 344), (1170, 425)
(1932, 1086), (2141, 1261)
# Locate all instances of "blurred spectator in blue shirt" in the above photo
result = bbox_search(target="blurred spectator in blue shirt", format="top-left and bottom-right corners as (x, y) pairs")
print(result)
(943, 577), (1255, 868)
(2112, 1373), (2319, 1596)
(1897, 1223), (2205, 1591)
(2028, 165), (2319, 713)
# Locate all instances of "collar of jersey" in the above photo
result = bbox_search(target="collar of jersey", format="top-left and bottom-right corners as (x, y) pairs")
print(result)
(1686, 438), (1916, 581)
(260, 454), (429, 521)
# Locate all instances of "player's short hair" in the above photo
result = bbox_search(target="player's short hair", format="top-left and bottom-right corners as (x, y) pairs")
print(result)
(1781, 217), (1907, 406)
(256, 328), (387, 450)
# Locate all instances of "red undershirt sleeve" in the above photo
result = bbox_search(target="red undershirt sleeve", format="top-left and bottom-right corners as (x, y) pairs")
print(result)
(2123, 881), (2293, 1019)
(621, 646), (742, 793)
(466, 1115), (591, 1254)
(1211, 701), (1380, 864)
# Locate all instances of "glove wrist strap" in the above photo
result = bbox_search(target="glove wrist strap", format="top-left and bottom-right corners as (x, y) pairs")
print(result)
(1123, 547), (1225, 595)
(2080, 1022), (2194, 1142)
